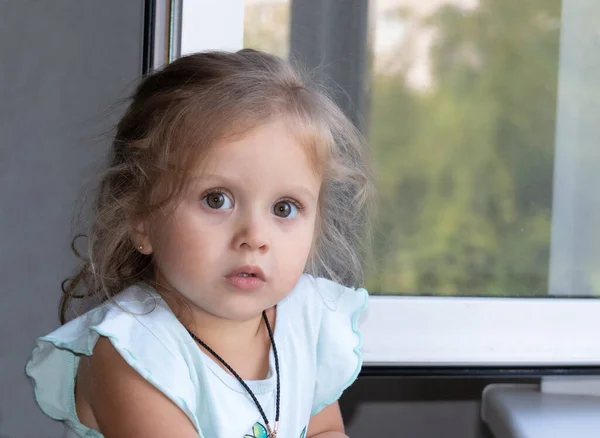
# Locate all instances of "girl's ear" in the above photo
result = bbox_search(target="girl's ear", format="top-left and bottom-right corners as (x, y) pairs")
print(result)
(129, 217), (153, 255)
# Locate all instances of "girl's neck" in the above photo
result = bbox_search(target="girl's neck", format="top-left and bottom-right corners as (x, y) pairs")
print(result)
(154, 280), (277, 380)
(180, 302), (277, 381)
(161, 294), (264, 342)
(187, 308), (267, 348)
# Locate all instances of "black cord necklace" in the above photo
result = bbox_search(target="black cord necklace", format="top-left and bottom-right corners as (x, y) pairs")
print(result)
(186, 311), (280, 438)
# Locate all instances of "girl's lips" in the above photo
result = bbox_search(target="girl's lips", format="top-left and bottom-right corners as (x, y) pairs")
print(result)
(226, 265), (266, 281)
(225, 265), (267, 290)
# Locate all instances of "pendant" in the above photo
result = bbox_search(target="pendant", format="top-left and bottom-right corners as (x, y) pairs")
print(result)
(267, 421), (279, 438)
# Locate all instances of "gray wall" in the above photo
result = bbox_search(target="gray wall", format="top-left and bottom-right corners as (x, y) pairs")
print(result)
(0, 1), (143, 437)
(1, 2), (508, 438)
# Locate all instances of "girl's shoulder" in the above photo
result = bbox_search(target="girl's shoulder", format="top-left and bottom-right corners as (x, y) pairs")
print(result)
(26, 284), (202, 436)
(30, 284), (190, 366)
(282, 274), (368, 416)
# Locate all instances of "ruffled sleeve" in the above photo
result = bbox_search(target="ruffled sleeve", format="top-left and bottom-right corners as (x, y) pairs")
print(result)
(304, 276), (368, 416)
(25, 286), (201, 436)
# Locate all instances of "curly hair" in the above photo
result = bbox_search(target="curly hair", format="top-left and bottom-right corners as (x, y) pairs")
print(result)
(60, 49), (373, 323)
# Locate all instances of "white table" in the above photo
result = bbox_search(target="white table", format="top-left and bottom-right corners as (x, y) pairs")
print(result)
(482, 384), (600, 438)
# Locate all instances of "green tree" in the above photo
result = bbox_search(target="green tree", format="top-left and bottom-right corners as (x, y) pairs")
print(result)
(366, 0), (561, 296)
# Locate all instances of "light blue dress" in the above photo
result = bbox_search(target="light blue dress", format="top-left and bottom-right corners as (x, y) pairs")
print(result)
(26, 274), (368, 438)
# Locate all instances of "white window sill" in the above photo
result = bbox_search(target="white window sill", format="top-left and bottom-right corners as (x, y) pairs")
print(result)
(361, 297), (600, 366)
(481, 384), (600, 438)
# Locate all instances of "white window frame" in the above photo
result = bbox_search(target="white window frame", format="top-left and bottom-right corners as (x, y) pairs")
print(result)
(158, 0), (600, 367)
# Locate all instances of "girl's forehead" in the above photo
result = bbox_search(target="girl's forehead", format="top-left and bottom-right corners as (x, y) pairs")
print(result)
(196, 116), (328, 177)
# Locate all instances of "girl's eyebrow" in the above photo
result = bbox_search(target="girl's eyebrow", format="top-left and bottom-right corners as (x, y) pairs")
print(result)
(189, 174), (243, 189)
(287, 185), (318, 201)
(190, 174), (318, 201)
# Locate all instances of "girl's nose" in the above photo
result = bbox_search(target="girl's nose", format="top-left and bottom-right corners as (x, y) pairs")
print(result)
(231, 212), (270, 253)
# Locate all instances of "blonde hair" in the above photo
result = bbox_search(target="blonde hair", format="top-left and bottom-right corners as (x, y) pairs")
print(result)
(60, 49), (373, 323)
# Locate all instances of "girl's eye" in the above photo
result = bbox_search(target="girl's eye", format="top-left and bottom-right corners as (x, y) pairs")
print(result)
(272, 200), (299, 218)
(202, 191), (233, 210)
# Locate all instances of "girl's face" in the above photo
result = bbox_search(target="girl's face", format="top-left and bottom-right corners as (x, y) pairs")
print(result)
(142, 118), (322, 322)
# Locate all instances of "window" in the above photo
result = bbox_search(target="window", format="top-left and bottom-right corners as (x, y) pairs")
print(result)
(155, 0), (600, 367)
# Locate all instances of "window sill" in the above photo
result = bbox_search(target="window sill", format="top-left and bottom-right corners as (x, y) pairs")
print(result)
(362, 296), (600, 365)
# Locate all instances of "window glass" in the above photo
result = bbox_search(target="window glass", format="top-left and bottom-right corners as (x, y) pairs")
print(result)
(243, 0), (600, 298)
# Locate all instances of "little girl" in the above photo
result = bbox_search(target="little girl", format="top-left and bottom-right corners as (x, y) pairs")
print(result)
(26, 49), (372, 438)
